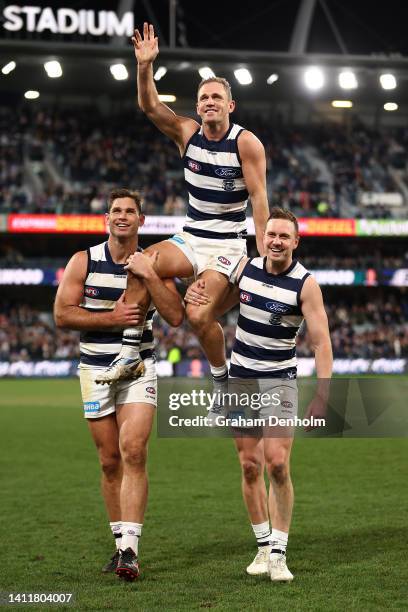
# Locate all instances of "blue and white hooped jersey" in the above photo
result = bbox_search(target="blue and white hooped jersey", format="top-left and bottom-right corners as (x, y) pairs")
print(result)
(183, 123), (249, 239)
(230, 258), (311, 378)
(79, 242), (155, 367)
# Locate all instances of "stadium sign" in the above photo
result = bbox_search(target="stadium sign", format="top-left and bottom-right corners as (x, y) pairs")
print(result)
(2, 6), (134, 37)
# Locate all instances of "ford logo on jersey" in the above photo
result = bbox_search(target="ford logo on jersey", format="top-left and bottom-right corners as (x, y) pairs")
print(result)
(266, 301), (289, 313)
(188, 160), (201, 172)
(240, 291), (252, 303)
(85, 286), (99, 297)
(215, 167), (239, 178)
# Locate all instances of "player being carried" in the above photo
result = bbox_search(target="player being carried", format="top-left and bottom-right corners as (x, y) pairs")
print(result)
(95, 22), (269, 387)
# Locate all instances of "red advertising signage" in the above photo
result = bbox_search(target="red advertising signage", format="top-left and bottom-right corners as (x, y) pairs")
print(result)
(8, 214), (107, 233)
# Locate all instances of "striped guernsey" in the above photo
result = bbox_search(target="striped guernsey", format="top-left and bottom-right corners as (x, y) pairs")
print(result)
(79, 242), (155, 367)
(230, 257), (310, 378)
(183, 123), (249, 239)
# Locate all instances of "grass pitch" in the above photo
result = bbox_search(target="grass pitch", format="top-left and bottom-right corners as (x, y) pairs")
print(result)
(0, 379), (407, 611)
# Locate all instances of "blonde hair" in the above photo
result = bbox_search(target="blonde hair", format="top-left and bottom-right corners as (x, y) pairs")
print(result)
(197, 77), (232, 101)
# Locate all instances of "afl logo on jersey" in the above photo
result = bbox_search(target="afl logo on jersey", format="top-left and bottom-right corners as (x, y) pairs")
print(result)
(240, 291), (252, 304)
(215, 167), (239, 178)
(218, 256), (231, 266)
(146, 386), (156, 395)
(188, 160), (201, 172)
(85, 286), (99, 297)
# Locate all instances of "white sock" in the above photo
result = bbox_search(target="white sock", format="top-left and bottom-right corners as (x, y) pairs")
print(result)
(270, 528), (288, 555)
(210, 364), (228, 380)
(121, 522), (143, 555)
(110, 521), (122, 550)
(251, 521), (271, 547)
(120, 327), (144, 359)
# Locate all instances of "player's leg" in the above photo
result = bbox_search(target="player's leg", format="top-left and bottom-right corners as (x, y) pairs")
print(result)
(264, 435), (294, 581)
(186, 269), (232, 366)
(234, 434), (272, 575)
(87, 414), (123, 572)
(115, 400), (155, 580)
(80, 366), (123, 572)
(96, 240), (193, 385)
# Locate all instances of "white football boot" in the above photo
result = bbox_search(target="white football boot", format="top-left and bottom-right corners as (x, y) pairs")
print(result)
(246, 545), (272, 575)
(269, 552), (294, 582)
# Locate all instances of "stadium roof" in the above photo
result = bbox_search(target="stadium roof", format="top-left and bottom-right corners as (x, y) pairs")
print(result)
(1, 0), (408, 108)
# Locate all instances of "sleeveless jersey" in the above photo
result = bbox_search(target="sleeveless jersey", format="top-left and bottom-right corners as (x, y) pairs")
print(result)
(79, 242), (155, 367)
(230, 258), (310, 378)
(183, 123), (249, 239)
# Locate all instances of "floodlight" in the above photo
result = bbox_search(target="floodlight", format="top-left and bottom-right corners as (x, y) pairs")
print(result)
(110, 64), (128, 81)
(234, 68), (252, 85)
(304, 67), (324, 90)
(154, 66), (167, 81)
(199, 67), (215, 80)
(1, 61), (16, 75)
(338, 71), (357, 89)
(380, 73), (397, 90)
(44, 60), (62, 78)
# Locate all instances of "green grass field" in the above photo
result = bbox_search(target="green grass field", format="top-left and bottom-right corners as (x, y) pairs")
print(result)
(0, 379), (407, 611)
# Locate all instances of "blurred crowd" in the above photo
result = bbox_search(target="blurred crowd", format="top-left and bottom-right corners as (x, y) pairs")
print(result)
(1, 104), (408, 218)
(1, 296), (407, 364)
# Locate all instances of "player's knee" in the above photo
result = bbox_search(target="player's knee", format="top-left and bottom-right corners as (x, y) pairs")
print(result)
(121, 440), (147, 470)
(186, 305), (211, 331)
(241, 458), (262, 485)
(267, 460), (289, 486)
(100, 452), (121, 481)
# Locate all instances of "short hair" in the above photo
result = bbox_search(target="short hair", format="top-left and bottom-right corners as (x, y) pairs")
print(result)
(197, 77), (232, 101)
(267, 207), (299, 236)
(108, 188), (143, 214)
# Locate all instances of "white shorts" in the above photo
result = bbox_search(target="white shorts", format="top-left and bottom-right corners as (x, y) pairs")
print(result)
(168, 231), (247, 283)
(227, 378), (298, 429)
(79, 358), (157, 419)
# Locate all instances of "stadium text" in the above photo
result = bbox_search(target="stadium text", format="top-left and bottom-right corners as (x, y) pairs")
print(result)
(3, 6), (134, 36)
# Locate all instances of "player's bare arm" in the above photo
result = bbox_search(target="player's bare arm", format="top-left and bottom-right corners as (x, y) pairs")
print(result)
(238, 131), (269, 256)
(300, 276), (333, 379)
(125, 251), (184, 327)
(54, 251), (143, 330)
(133, 22), (198, 154)
(300, 275), (333, 430)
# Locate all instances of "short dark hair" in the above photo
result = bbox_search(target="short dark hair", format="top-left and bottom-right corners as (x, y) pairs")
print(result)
(197, 77), (232, 101)
(267, 207), (299, 236)
(108, 188), (143, 214)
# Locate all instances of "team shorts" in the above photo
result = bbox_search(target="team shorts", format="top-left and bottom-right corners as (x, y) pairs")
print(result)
(226, 378), (298, 434)
(167, 231), (247, 283)
(79, 358), (157, 419)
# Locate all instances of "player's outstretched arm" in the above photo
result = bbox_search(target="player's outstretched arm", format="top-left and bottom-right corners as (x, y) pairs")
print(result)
(133, 22), (198, 153)
(125, 251), (184, 327)
(54, 251), (144, 331)
(238, 131), (269, 256)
